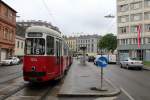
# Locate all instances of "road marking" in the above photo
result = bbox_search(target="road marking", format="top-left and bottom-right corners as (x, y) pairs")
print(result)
(120, 87), (135, 100)
(94, 97), (117, 100)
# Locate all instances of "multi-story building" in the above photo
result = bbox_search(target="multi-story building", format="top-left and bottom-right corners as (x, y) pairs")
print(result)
(0, 1), (17, 61)
(117, 0), (150, 61)
(17, 20), (61, 37)
(77, 35), (100, 56)
(65, 37), (77, 53)
(15, 36), (25, 57)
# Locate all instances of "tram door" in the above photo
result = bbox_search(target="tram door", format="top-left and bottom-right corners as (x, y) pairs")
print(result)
(56, 39), (62, 74)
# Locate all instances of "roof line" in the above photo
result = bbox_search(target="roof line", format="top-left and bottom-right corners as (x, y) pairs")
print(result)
(1, 0), (17, 13)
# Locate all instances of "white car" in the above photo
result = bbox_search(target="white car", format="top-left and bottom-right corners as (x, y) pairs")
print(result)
(1, 57), (20, 66)
(94, 55), (101, 65)
(120, 57), (143, 70)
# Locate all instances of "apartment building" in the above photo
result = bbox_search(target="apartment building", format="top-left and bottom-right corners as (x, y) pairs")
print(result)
(76, 35), (100, 56)
(117, 0), (150, 61)
(0, 1), (17, 61)
(65, 37), (77, 53)
(15, 36), (25, 57)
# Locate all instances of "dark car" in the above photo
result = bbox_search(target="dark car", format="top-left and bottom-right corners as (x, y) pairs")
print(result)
(88, 56), (95, 62)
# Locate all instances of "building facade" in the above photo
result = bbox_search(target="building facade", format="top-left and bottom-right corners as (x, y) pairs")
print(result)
(76, 35), (100, 56)
(15, 36), (25, 57)
(65, 37), (77, 53)
(117, 0), (150, 61)
(0, 1), (16, 61)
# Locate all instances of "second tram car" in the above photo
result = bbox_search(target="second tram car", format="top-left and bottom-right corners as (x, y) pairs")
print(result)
(23, 26), (72, 82)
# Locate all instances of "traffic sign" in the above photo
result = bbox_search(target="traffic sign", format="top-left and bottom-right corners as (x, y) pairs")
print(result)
(96, 56), (108, 68)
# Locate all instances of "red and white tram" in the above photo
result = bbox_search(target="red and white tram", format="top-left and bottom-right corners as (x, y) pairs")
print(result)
(23, 26), (72, 82)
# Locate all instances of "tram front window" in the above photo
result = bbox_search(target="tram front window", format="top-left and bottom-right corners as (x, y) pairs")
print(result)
(25, 38), (45, 55)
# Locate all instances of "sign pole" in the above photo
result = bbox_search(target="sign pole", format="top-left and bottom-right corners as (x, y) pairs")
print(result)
(91, 56), (108, 91)
(101, 67), (103, 89)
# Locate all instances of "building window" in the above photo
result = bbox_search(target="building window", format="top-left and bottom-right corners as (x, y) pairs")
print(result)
(131, 2), (142, 10)
(4, 28), (8, 39)
(143, 38), (146, 44)
(148, 38), (150, 43)
(145, 0), (150, 8)
(145, 24), (150, 32)
(119, 27), (128, 34)
(91, 44), (94, 52)
(118, 4), (129, 12)
(21, 42), (24, 49)
(144, 12), (150, 20)
(129, 39), (132, 44)
(118, 15), (129, 23)
(131, 13), (142, 21)
(131, 25), (142, 33)
(17, 41), (20, 48)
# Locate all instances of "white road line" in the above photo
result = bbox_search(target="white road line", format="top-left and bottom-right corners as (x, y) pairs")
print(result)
(120, 87), (135, 100)
(94, 97), (117, 100)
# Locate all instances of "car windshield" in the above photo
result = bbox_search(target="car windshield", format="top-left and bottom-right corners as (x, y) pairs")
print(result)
(25, 38), (45, 55)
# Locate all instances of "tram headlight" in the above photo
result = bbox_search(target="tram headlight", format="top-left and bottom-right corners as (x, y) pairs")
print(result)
(31, 66), (36, 71)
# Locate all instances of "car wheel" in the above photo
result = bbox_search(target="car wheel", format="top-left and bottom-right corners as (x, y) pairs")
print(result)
(120, 64), (123, 68)
(126, 64), (129, 69)
(10, 62), (13, 65)
(138, 67), (142, 70)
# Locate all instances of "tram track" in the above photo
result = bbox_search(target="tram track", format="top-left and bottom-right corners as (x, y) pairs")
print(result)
(0, 76), (27, 100)
(0, 72), (22, 84)
(1, 80), (62, 100)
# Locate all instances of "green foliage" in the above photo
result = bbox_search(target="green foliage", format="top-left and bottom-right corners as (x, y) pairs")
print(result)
(144, 61), (150, 67)
(98, 33), (117, 52)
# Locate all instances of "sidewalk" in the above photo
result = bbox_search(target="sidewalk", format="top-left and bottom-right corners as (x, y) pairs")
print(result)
(143, 65), (150, 71)
(58, 60), (120, 97)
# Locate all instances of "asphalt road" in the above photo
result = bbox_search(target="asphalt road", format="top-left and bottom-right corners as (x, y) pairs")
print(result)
(104, 64), (150, 100)
(0, 64), (22, 84)
(1, 61), (150, 100)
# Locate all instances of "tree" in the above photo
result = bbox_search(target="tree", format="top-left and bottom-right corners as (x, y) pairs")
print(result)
(98, 33), (117, 53)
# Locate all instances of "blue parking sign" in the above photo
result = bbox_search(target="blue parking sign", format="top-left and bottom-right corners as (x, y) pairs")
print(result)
(96, 56), (108, 68)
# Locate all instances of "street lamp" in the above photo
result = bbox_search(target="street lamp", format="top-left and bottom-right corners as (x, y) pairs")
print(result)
(104, 14), (115, 18)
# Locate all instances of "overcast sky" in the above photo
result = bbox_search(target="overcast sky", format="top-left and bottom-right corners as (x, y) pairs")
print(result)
(4, 0), (117, 36)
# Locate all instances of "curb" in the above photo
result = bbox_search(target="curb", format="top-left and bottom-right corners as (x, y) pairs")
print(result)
(57, 89), (120, 97)
(143, 66), (150, 71)
(57, 79), (121, 97)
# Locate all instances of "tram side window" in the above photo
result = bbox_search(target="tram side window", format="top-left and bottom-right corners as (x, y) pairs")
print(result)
(47, 36), (54, 55)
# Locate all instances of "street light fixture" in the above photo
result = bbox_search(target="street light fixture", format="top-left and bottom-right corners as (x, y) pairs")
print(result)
(104, 14), (115, 18)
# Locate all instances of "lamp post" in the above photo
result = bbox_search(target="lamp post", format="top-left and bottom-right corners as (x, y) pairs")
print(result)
(80, 46), (86, 65)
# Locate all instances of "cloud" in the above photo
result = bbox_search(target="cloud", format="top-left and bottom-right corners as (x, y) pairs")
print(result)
(4, 0), (116, 36)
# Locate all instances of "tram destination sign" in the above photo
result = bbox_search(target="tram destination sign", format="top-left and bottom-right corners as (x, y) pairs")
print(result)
(28, 32), (43, 37)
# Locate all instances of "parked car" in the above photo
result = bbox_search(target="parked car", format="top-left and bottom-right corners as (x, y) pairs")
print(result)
(94, 55), (101, 65)
(0, 57), (20, 66)
(94, 55), (108, 65)
(120, 57), (143, 70)
(88, 56), (95, 62)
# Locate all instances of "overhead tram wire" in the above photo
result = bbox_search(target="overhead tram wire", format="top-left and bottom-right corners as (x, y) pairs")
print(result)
(105, 18), (116, 34)
(41, 0), (63, 33)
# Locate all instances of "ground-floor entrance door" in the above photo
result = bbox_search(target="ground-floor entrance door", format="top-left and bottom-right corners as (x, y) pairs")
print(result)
(1, 49), (7, 61)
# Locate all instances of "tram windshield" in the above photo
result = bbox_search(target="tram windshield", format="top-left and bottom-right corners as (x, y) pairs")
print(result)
(25, 38), (45, 55)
